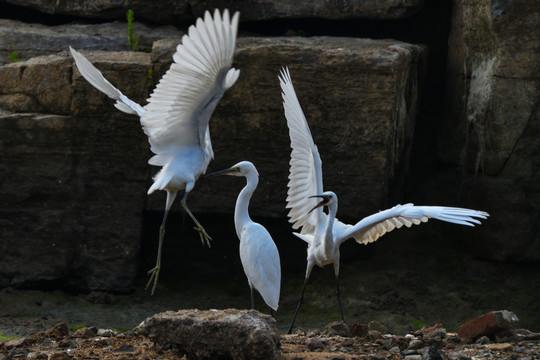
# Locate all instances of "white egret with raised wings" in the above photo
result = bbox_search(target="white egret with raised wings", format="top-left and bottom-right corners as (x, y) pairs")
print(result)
(278, 67), (489, 333)
(207, 161), (281, 311)
(70, 9), (240, 295)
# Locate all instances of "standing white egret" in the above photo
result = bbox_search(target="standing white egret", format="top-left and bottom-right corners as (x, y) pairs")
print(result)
(70, 9), (241, 295)
(278, 67), (489, 333)
(207, 161), (281, 311)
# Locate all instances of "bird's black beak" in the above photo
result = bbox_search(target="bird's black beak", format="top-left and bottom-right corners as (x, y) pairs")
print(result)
(206, 167), (234, 178)
(308, 195), (327, 213)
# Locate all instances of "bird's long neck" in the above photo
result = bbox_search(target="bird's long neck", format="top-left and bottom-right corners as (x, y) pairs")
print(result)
(323, 200), (338, 253)
(234, 172), (258, 239)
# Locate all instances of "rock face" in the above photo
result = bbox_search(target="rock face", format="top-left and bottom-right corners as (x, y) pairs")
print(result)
(194, 37), (426, 219)
(4, 0), (424, 23)
(0, 36), (425, 291)
(0, 19), (182, 64)
(135, 309), (281, 360)
(437, 0), (540, 261)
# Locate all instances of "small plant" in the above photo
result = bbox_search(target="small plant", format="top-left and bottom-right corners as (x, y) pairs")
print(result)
(114, 326), (132, 333)
(69, 324), (87, 332)
(0, 332), (19, 342)
(126, 9), (140, 51)
(410, 319), (426, 330)
(147, 68), (155, 89)
(8, 51), (23, 63)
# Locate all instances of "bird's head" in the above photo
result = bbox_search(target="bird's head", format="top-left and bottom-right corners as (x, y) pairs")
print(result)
(308, 191), (337, 213)
(206, 161), (258, 178)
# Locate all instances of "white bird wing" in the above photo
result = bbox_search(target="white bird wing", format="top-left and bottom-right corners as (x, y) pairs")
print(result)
(141, 9), (240, 163)
(334, 204), (489, 246)
(70, 47), (145, 116)
(279, 67), (324, 236)
(240, 223), (281, 311)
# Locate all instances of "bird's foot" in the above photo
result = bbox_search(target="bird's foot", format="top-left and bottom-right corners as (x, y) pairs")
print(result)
(145, 266), (160, 296)
(193, 225), (212, 247)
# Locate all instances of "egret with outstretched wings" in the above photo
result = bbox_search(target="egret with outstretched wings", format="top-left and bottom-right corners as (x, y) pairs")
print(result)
(70, 9), (240, 294)
(279, 67), (489, 333)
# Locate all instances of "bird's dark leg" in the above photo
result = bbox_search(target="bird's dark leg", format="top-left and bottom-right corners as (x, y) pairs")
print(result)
(287, 276), (309, 334)
(335, 274), (345, 323)
(146, 191), (177, 295)
(333, 263), (345, 323)
(181, 191), (212, 247)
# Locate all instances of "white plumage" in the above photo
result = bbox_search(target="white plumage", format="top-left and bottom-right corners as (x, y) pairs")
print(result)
(279, 67), (489, 333)
(207, 161), (281, 311)
(70, 9), (240, 295)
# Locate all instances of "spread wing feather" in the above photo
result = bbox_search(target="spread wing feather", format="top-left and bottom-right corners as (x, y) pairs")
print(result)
(335, 204), (489, 246)
(70, 47), (145, 116)
(279, 67), (324, 235)
(71, 9), (240, 166)
(142, 9), (240, 161)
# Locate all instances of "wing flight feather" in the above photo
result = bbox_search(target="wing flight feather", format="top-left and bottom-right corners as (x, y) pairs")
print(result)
(335, 204), (489, 245)
(141, 9), (240, 160)
(279, 67), (324, 235)
(70, 47), (145, 116)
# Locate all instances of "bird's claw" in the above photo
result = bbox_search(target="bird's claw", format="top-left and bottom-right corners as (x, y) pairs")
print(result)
(194, 225), (212, 247)
(145, 266), (160, 296)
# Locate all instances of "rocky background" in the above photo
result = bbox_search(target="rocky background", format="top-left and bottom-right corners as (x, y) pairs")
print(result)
(0, 0), (539, 333)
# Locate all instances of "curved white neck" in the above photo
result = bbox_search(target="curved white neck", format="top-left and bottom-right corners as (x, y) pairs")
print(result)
(323, 199), (338, 251)
(234, 172), (258, 239)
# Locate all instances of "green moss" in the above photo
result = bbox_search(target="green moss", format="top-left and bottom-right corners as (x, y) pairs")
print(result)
(15, 310), (40, 317)
(8, 51), (23, 63)
(0, 332), (19, 342)
(114, 326), (132, 333)
(126, 9), (140, 51)
(69, 324), (87, 332)
(410, 319), (426, 330)
(147, 68), (155, 89)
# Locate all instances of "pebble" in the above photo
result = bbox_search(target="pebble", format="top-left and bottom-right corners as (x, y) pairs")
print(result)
(368, 320), (388, 334)
(425, 327), (447, 340)
(307, 337), (326, 350)
(367, 330), (383, 340)
(476, 336), (491, 344)
(116, 344), (135, 352)
(97, 328), (117, 337)
(405, 355), (422, 360)
(487, 343), (513, 351)
(408, 339), (423, 349)
(448, 352), (472, 360)
(402, 349), (419, 356)
(326, 321), (351, 337)
(72, 327), (96, 338)
(422, 346), (443, 360)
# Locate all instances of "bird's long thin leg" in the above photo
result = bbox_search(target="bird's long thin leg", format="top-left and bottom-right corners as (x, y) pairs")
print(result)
(180, 191), (212, 247)
(333, 263), (345, 323)
(146, 191), (177, 295)
(287, 276), (309, 334)
(335, 274), (345, 323)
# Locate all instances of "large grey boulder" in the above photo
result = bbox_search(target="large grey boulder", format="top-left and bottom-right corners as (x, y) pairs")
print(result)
(436, 0), (540, 261)
(0, 19), (182, 65)
(135, 309), (281, 360)
(4, 0), (424, 23)
(0, 112), (148, 291)
(194, 37), (426, 220)
(0, 37), (426, 291)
